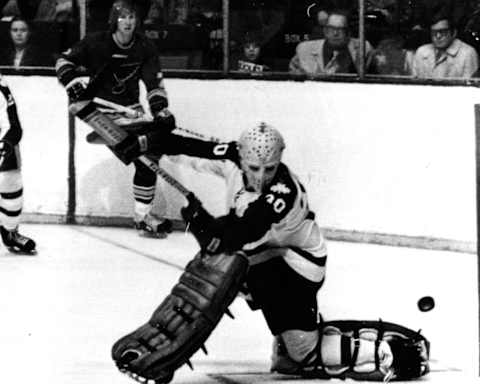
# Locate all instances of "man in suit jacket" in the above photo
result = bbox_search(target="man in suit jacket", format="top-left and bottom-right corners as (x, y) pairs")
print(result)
(289, 9), (373, 75)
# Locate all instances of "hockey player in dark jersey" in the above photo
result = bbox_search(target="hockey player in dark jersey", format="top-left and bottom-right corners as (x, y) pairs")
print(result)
(112, 123), (429, 381)
(55, 0), (174, 238)
(0, 76), (36, 254)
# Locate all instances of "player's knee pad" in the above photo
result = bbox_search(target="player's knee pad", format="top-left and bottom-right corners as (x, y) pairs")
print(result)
(280, 329), (319, 363)
(270, 329), (320, 375)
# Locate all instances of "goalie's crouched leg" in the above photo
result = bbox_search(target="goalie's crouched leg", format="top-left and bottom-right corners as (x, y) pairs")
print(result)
(111, 251), (249, 383)
(271, 319), (430, 381)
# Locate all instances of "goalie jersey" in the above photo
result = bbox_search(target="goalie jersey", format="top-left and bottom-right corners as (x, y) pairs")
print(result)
(166, 141), (327, 283)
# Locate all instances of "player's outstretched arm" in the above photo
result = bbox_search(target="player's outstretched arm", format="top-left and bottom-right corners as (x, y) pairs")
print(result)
(116, 128), (238, 162)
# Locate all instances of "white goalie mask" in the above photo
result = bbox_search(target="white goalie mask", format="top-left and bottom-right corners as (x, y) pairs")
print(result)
(238, 122), (285, 193)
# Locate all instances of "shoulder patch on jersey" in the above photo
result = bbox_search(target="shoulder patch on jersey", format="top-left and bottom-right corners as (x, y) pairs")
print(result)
(270, 182), (291, 195)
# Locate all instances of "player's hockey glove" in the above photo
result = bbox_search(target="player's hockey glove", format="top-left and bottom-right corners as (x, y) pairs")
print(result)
(181, 193), (225, 255)
(110, 133), (148, 165)
(149, 94), (176, 132)
(154, 109), (176, 132)
(65, 78), (87, 101)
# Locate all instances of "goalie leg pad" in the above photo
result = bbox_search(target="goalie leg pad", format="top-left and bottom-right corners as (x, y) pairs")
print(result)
(111, 251), (248, 383)
(305, 319), (430, 381)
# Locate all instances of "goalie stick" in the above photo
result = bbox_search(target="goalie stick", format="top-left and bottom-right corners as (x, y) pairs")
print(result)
(69, 100), (191, 197)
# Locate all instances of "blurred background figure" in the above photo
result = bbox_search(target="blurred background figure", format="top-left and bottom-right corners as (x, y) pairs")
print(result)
(0, 16), (54, 67)
(144, 0), (165, 25)
(370, 35), (413, 75)
(0, 0), (74, 21)
(229, 0), (288, 61)
(87, 0), (150, 33)
(309, 6), (329, 39)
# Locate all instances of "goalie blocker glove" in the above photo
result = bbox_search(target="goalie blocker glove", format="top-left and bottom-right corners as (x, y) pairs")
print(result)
(181, 193), (225, 254)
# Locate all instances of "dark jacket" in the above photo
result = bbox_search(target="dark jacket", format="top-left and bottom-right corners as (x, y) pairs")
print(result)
(0, 44), (54, 67)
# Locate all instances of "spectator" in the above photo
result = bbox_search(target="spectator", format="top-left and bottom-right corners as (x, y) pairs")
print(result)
(402, 0), (472, 51)
(0, 16), (54, 67)
(412, 14), (478, 78)
(233, 33), (271, 72)
(229, 0), (288, 58)
(289, 9), (373, 75)
(371, 35), (414, 75)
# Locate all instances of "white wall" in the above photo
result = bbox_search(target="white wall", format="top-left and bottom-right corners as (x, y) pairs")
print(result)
(7, 76), (70, 215)
(7, 76), (477, 243)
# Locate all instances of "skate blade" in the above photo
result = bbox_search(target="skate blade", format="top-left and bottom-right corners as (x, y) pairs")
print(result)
(6, 246), (37, 256)
(138, 230), (168, 239)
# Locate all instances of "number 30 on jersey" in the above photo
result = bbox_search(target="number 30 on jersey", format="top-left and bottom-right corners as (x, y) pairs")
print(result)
(265, 193), (286, 213)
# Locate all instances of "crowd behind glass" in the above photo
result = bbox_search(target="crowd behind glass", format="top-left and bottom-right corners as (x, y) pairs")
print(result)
(2, 0), (480, 80)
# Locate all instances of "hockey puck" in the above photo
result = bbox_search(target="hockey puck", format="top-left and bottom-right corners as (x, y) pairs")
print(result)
(417, 296), (435, 312)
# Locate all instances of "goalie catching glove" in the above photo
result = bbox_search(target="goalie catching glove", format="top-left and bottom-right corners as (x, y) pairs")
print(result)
(111, 250), (249, 383)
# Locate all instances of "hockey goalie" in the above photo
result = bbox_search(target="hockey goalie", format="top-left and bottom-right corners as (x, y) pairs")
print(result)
(110, 123), (430, 383)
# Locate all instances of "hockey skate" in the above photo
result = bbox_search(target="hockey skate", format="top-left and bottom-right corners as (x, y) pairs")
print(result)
(0, 226), (36, 254)
(135, 215), (172, 238)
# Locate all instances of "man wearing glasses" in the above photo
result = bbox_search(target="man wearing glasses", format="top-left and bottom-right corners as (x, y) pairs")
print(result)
(289, 9), (373, 75)
(412, 14), (478, 78)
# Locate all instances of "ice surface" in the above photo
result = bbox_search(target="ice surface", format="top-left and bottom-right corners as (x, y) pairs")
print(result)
(0, 224), (478, 384)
